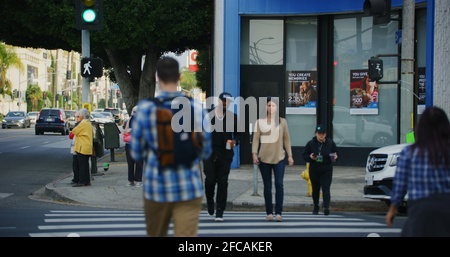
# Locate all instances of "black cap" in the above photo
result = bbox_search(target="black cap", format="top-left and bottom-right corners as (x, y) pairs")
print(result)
(219, 92), (233, 101)
(315, 124), (326, 133)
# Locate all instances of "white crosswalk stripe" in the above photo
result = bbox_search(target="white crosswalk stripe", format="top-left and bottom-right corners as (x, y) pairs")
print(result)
(29, 210), (401, 237)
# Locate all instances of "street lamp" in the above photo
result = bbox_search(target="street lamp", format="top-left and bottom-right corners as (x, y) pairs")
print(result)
(251, 37), (274, 64)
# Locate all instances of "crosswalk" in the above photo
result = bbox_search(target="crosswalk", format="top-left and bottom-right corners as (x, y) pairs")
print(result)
(29, 210), (401, 237)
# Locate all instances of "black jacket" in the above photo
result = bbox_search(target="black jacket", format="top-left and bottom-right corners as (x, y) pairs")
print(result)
(208, 108), (242, 160)
(302, 136), (338, 172)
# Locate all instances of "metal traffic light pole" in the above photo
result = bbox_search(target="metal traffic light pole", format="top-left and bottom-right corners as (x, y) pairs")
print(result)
(81, 30), (90, 104)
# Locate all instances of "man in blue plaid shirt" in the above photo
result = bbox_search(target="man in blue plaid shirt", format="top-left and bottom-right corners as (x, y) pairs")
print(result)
(131, 56), (212, 237)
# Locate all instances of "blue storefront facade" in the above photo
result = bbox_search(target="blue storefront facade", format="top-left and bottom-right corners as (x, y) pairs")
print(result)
(213, 0), (434, 167)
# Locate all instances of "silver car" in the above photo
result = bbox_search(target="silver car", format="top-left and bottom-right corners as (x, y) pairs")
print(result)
(2, 111), (31, 129)
(28, 111), (39, 124)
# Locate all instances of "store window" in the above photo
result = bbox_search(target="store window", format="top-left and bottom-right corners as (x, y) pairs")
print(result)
(285, 18), (318, 146)
(333, 15), (399, 147)
(241, 20), (284, 65)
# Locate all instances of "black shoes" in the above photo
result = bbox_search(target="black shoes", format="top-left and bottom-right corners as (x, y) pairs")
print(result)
(215, 210), (224, 222)
(72, 183), (91, 187)
(207, 202), (215, 216)
(312, 205), (319, 215)
(324, 208), (330, 216)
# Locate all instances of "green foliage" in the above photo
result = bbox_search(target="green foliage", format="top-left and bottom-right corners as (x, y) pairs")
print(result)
(98, 98), (106, 109)
(196, 49), (210, 93)
(180, 67), (197, 92)
(26, 84), (43, 112)
(0, 42), (24, 94)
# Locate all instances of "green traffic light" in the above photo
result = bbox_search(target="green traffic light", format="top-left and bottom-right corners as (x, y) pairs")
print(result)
(82, 9), (97, 23)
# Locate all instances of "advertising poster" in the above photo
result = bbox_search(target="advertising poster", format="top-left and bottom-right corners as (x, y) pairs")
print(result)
(349, 69), (379, 115)
(417, 67), (426, 114)
(286, 70), (317, 115)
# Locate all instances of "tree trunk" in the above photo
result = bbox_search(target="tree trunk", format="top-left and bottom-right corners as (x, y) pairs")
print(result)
(105, 49), (159, 115)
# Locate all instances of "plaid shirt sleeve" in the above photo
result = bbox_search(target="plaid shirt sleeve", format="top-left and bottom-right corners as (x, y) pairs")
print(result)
(390, 146), (410, 207)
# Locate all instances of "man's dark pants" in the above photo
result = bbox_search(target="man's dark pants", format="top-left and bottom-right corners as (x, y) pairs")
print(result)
(203, 153), (232, 216)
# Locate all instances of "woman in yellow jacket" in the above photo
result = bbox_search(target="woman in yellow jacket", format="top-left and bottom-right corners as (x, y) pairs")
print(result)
(71, 108), (94, 187)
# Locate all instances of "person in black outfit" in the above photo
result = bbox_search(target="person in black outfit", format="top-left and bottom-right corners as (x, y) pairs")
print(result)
(69, 111), (81, 184)
(203, 92), (241, 222)
(123, 106), (143, 187)
(302, 124), (338, 215)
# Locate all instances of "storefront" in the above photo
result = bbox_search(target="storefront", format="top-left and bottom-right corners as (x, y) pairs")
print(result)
(214, 0), (431, 167)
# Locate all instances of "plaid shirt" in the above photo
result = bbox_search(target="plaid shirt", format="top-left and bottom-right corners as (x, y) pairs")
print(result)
(130, 91), (212, 202)
(390, 145), (450, 207)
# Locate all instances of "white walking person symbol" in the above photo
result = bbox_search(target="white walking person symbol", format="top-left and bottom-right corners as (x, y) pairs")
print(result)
(83, 61), (92, 75)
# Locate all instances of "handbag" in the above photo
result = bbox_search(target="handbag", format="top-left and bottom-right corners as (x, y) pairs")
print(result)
(123, 131), (131, 143)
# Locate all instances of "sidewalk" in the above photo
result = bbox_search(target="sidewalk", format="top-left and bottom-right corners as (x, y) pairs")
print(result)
(31, 147), (388, 213)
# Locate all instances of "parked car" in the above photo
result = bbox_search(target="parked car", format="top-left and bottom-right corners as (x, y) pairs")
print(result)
(333, 106), (393, 147)
(28, 111), (39, 124)
(64, 110), (77, 130)
(91, 112), (115, 124)
(2, 111), (31, 129)
(35, 108), (70, 135)
(103, 107), (123, 125)
(99, 112), (115, 123)
(363, 143), (410, 214)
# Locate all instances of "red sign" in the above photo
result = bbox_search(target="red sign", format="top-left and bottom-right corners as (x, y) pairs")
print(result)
(189, 50), (199, 72)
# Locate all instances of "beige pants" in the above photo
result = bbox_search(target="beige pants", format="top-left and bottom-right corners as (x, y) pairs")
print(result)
(144, 197), (202, 237)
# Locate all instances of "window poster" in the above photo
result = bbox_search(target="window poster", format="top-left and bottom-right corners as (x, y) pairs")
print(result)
(417, 67), (426, 114)
(286, 70), (318, 115)
(349, 69), (379, 115)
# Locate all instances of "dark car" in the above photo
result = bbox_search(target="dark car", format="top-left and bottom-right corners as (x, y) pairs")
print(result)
(103, 108), (123, 125)
(2, 111), (31, 129)
(65, 110), (77, 130)
(35, 108), (70, 135)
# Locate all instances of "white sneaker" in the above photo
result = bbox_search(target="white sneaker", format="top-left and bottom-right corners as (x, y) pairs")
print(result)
(126, 181), (134, 187)
(266, 214), (274, 221)
(276, 214), (282, 222)
(135, 182), (143, 187)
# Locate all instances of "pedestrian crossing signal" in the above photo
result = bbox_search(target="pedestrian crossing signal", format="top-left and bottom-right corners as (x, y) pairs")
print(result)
(81, 58), (103, 78)
(368, 57), (383, 81)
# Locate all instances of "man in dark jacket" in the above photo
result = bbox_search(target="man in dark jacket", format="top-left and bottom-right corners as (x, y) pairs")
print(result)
(203, 92), (241, 222)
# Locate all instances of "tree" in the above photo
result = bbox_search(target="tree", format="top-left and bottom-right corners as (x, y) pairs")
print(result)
(0, 43), (24, 96)
(26, 84), (43, 112)
(0, 0), (213, 115)
(180, 67), (197, 93)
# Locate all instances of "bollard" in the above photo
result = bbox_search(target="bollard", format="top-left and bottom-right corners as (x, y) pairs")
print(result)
(110, 149), (115, 162)
(251, 163), (260, 196)
(91, 156), (98, 175)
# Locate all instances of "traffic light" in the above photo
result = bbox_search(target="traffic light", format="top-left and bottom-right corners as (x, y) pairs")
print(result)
(368, 57), (383, 81)
(363, 0), (391, 25)
(75, 0), (104, 30)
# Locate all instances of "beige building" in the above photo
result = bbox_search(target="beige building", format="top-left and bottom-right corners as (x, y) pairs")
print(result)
(2, 45), (109, 114)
